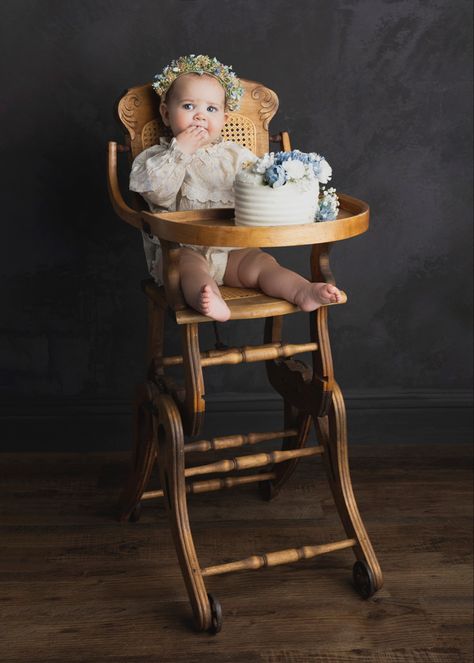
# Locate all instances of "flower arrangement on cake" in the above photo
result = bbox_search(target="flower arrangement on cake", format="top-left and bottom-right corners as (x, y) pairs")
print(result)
(317, 187), (340, 221)
(234, 150), (340, 227)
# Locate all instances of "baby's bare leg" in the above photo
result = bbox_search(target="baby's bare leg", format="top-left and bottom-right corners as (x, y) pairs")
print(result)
(179, 248), (230, 321)
(224, 248), (342, 311)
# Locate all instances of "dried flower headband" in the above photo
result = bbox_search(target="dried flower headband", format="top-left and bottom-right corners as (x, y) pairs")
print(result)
(152, 54), (245, 112)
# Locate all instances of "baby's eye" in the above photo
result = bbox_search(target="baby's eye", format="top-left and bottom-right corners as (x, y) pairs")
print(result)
(182, 103), (194, 110)
(207, 106), (218, 113)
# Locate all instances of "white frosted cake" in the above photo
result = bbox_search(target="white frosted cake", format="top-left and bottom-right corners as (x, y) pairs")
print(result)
(235, 170), (318, 226)
(234, 150), (337, 227)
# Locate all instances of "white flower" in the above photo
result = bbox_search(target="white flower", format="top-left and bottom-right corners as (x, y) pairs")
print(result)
(314, 158), (332, 184)
(282, 159), (306, 181)
(252, 152), (275, 174)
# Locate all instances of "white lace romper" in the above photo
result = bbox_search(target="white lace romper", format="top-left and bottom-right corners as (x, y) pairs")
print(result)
(129, 137), (255, 285)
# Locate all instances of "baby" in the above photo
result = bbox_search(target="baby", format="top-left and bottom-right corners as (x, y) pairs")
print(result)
(130, 54), (342, 321)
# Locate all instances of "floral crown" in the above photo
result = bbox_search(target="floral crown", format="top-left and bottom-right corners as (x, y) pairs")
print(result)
(152, 54), (245, 111)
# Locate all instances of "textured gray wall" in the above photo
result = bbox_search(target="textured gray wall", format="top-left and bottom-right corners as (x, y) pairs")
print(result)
(1, 0), (472, 405)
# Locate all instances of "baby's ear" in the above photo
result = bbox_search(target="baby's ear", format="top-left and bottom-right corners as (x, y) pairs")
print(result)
(223, 111), (229, 125)
(159, 102), (170, 126)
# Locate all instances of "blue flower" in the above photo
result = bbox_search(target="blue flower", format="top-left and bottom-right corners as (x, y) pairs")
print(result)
(264, 164), (287, 187)
(311, 156), (332, 184)
(246, 149), (334, 189)
(273, 150), (310, 165)
(273, 151), (291, 164)
(290, 150), (309, 164)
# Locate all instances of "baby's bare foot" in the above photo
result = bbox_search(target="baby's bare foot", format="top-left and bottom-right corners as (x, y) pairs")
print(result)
(197, 284), (231, 321)
(294, 282), (343, 312)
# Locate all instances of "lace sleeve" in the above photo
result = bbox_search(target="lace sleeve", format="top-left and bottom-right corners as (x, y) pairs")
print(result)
(129, 139), (193, 210)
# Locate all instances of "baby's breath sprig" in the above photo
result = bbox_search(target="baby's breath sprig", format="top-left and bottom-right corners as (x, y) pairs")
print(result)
(316, 187), (340, 221)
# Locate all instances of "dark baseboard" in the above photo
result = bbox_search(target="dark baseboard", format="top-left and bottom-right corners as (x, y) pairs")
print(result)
(0, 390), (472, 452)
(204, 389), (473, 411)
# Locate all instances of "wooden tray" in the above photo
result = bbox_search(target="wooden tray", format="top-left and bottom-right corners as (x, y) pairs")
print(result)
(141, 192), (369, 248)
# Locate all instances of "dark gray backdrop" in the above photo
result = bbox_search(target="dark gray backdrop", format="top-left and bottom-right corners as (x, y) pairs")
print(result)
(1, 0), (472, 449)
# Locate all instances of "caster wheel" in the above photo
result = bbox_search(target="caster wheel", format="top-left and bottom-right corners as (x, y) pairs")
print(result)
(353, 560), (376, 599)
(128, 502), (142, 523)
(207, 593), (222, 634)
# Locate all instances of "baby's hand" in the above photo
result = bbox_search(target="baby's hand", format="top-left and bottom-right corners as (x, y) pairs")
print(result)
(175, 126), (209, 155)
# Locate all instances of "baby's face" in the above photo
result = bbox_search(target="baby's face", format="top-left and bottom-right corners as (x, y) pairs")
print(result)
(160, 74), (229, 145)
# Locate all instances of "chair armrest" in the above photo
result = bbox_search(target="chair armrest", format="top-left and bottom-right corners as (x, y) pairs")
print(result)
(107, 141), (186, 311)
(107, 141), (142, 229)
(270, 131), (291, 151)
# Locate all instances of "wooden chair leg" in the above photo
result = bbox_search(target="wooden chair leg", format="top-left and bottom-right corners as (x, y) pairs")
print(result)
(181, 323), (206, 438)
(315, 381), (383, 596)
(117, 382), (158, 522)
(156, 392), (218, 632)
(118, 292), (167, 523)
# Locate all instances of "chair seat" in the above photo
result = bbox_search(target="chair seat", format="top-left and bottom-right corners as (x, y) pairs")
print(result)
(175, 286), (300, 324)
(142, 280), (347, 325)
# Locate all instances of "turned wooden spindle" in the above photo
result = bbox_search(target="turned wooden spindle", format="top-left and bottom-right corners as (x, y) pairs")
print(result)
(157, 342), (280, 366)
(185, 445), (323, 478)
(201, 538), (358, 576)
(141, 471), (277, 500)
(184, 429), (298, 453)
(142, 446), (324, 501)
(157, 342), (318, 368)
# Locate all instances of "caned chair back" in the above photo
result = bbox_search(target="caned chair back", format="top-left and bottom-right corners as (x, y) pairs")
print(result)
(116, 79), (279, 161)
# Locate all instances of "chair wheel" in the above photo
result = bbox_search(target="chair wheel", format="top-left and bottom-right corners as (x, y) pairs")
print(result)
(207, 593), (222, 634)
(128, 502), (142, 523)
(353, 560), (376, 599)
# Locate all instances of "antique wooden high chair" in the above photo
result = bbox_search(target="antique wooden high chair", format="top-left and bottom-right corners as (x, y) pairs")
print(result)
(107, 78), (383, 633)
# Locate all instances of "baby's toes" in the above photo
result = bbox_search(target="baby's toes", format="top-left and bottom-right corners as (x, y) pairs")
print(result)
(329, 285), (341, 300)
(321, 285), (334, 300)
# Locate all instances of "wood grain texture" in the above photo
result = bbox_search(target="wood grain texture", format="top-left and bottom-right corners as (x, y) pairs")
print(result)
(0, 441), (471, 661)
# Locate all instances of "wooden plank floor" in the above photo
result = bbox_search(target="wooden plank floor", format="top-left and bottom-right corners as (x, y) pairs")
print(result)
(0, 441), (472, 662)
